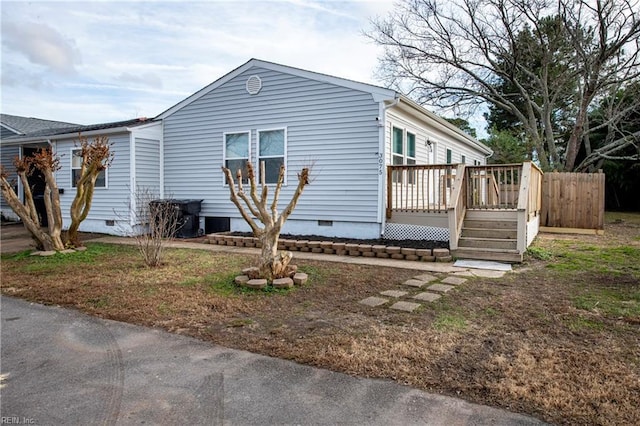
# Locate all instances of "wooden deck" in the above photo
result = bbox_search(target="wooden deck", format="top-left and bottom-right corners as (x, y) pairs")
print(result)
(386, 162), (543, 262)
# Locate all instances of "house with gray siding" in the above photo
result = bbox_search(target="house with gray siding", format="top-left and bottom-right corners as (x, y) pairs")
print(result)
(158, 59), (491, 239)
(1, 59), (492, 241)
(1, 117), (161, 235)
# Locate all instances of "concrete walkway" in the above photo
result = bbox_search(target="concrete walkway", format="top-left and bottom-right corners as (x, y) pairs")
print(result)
(90, 236), (508, 275)
(1, 297), (545, 425)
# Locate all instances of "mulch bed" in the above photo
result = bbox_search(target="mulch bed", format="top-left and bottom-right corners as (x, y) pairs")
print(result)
(228, 232), (449, 250)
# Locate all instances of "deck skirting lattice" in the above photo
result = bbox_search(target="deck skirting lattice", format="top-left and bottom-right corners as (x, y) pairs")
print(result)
(384, 223), (449, 242)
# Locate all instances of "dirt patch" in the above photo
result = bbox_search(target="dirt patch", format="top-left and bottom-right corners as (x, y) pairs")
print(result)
(2, 215), (640, 425)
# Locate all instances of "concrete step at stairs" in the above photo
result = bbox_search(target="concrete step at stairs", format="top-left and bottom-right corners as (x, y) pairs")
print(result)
(458, 236), (517, 250)
(452, 247), (523, 263)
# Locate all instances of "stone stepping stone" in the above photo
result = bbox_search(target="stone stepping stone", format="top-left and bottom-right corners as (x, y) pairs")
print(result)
(469, 270), (507, 278)
(245, 279), (268, 289)
(426, 283), (455, 293)
(272, 277), (294, 289)
(359, 296), (388, 307)
(380, 290), (408, 298)
(234, 275), (250, 286)
(402, 279), (427, 288)
(452, 271), (475, 277)
(413, 273), (438, 283)
(441, 276), (468, 286)
(390, 301), (421, 312)
(413, 292), (442, 302)
(293, 272), (308, 285)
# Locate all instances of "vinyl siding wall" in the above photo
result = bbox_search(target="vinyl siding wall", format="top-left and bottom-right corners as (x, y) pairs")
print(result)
(1, 127), (19, 139)
(55, 133), (131, 229)
(163, 66), (381, 228)
(134, 138), (161, 194)
(0, 144), (20, 219)
(385, 108), (487, 166)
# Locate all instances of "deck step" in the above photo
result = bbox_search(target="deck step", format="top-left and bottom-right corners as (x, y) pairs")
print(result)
(458, 237), (517, 250)
(461, 227), (517, 239)
(453, 247), (523, 263)
(465, 209), (518, 221)
(463, 219), (517, 230)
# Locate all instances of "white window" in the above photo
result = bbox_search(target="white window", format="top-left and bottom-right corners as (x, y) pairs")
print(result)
(461, 154), (466, 164)
(392, 126), (404, 166)
(257, 128), (286, 184)
(392, 126), (417, 183)
(71, 149), (106, 188)
(224, 131), (250, 184)
(446, 148), (452, 164)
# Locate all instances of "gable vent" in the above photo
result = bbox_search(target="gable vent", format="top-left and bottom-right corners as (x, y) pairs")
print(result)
(246, 75), (262, 95)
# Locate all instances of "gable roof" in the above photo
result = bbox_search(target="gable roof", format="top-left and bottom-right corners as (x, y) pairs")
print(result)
(155, 58), (491, 155)
(156, 58), (397, 119)
(1, 114), (79, 136)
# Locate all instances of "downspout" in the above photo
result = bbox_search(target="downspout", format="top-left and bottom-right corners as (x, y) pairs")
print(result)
(379, 95), (401, 237)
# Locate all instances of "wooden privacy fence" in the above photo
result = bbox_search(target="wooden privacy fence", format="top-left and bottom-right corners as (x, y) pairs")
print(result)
(541, 172), (605, 231)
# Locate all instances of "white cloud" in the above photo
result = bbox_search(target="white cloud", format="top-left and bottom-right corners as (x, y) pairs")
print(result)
(2, 21), (81, 75)
(0, 0), (399, 125)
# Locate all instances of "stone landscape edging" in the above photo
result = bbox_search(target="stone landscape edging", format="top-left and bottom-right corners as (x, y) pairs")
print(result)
(205, 233), (452, 263)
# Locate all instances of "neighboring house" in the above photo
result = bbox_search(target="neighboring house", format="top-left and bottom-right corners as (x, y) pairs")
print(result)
(0, 59), (492, 240)
(1, 116), (161, 234)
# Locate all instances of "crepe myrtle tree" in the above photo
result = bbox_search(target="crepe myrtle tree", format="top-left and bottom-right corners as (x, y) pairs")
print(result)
(222, 161), (310, 281)
(67, 134), (113, 247)
(0, 151), (64, 251)
(0, 134), (112, 251)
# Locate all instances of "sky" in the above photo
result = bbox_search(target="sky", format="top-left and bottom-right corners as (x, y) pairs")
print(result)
(0, 0), (487, 135)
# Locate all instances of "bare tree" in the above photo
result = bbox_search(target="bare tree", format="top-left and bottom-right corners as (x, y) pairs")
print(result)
(367, 0), (640, 170)
(68, 134), (113, 247)
(128, 187), (182, 267)
(222, 162), (310, 281)
(0, 134), (113, 251)
(0, 150), (64, 251)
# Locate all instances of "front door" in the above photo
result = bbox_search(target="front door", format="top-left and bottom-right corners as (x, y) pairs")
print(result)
(22, 147), (48, 227)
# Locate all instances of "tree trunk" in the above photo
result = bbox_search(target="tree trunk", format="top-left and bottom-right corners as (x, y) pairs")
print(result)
(258, 230), (292, 281)
(42, 171), (65, 250)
(68, 171), (99, 247)
(0, 175), (56, 251)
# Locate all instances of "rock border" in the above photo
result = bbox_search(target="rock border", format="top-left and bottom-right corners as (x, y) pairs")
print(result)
(206, 233), (451, 263)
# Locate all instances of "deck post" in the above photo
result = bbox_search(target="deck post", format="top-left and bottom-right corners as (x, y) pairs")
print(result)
(386, 166), (393, 219)
(447, 164), (466, 251)
(516, 162), (532, 254)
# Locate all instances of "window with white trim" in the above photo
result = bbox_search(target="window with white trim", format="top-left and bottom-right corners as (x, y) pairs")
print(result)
(257, 128), (286, 184)
(392, 126), (417, 183)
(446, 148), (452, 164)
(71, 149), (106, 188)
(224, 131), (250, 184)
(461, 154), (466, 164)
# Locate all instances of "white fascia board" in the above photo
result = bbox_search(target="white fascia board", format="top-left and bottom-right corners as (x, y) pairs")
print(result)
(2, 127), (132, 144)
(1, 123), (23, 135)
(156, 58), (398, 120)
(395, 96), (493, 156)
(126, 120), (161, 132)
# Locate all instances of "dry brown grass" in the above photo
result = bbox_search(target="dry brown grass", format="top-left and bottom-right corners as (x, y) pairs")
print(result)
(2, 214), (639, 425)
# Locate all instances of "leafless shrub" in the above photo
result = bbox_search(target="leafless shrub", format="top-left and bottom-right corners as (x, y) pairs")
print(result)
(130, 187), (182, 267)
